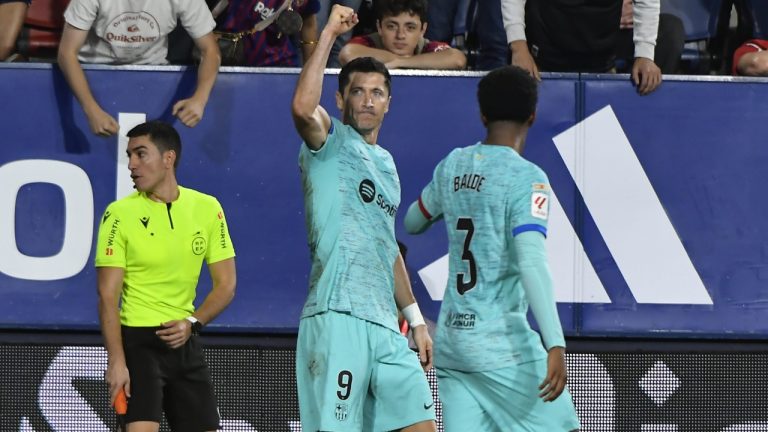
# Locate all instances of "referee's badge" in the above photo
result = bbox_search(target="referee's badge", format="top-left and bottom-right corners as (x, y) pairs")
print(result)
(192, 235), (207, 255)
(531, 192), (549, 220)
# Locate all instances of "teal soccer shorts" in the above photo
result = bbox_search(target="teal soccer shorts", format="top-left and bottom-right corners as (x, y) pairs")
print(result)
(296, 311), (436, 431)
(438, 359), (580, 431)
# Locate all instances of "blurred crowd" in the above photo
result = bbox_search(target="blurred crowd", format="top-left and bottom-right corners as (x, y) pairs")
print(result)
(1, 0), (767, 104)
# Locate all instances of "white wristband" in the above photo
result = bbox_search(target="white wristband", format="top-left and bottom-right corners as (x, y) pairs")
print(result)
(402, 303), (426, 328)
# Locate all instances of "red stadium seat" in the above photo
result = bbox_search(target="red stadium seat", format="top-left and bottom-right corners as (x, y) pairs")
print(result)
(24, 0), (68, 30)
(16, 0), (70, 59)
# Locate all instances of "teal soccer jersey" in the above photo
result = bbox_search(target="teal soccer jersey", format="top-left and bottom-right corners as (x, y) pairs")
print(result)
(417, 143), (554, 371)
(298, 117), (401, 332)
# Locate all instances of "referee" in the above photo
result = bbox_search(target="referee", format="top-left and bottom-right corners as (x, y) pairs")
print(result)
(96, 120), (236, 431)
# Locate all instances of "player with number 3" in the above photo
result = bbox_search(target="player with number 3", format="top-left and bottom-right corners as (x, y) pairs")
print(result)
(404, 66), (580, 431)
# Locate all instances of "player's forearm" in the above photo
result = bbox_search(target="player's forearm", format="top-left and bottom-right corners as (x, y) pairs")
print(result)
(514, 232), (566, 349)
(393, 253), (417, 309)
(398, 49), (467, 70)
(338, 44), (398, 66)
(192, 36), (220, 104)
(57, 49), (101, 114)
(292, 28), (336, 118)
(194, 258), (236, 325)
(394, 253), (428, 329)
(404, 200), (432, 234)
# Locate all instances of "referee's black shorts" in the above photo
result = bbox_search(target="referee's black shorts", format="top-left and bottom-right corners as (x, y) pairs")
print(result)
(122, 326), (220, 431)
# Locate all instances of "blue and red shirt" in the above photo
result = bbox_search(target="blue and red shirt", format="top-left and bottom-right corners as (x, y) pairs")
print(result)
(216, 0), (320, 66)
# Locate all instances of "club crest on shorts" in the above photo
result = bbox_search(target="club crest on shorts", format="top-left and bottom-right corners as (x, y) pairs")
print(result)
(335, 403), (348, 421)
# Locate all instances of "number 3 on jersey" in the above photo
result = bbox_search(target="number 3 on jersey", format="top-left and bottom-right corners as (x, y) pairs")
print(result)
(456, 217), (477, 294)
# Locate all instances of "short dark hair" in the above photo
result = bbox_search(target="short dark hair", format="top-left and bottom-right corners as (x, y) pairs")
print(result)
(126, 120), (182, 169)
(338, 57), (392, 96)
(376, 0), (428, 24)
(477, 66), (538, 124)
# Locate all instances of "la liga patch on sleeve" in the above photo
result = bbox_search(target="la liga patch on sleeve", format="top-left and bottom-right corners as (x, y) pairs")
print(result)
(531, 192), (549, 220)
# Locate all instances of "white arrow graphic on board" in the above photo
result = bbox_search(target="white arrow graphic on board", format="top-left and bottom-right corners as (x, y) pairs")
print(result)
(418, 105), (712, 305)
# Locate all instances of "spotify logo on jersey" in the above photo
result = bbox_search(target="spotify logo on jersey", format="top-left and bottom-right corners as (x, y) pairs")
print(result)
(359, 179), (375, 203)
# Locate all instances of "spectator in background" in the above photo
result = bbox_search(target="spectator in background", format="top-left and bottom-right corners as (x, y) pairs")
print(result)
(615, 0), (684, 74)
(424, 0), (469, 46)
(58, 0), (220, 136)
(214, 0), (320, 66)
(0, 0), (29, 61)
(500, 0), (663, 95)
(732, 39), (768, 76)
(316, 0), (362, 67)
(339, 0), (466, 70)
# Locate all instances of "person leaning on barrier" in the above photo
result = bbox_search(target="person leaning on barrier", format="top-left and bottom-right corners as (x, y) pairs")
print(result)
(57, 0), (221, 137)
(501, 0), (663, 95)
(96, 120), (236, 431)
(338, 0), (466, 70)
(614, 0), (684, 75)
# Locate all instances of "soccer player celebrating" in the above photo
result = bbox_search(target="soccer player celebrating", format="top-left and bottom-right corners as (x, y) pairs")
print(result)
(291, 5), (436, 432)
(96, 120), (236, 431)
(404, 66), (580, 431)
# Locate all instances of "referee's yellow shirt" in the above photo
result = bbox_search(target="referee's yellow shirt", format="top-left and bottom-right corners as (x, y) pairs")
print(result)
(95, 186), (235, 326)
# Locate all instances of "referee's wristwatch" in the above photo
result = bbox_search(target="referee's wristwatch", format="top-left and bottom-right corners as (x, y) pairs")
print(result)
(186, 316), (204, 335)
